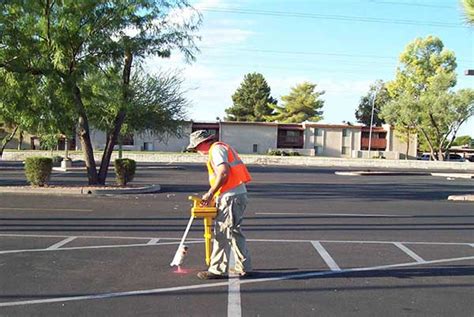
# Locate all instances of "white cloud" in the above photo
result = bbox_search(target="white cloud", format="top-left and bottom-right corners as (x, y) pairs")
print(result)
(200, 28), (254, 46)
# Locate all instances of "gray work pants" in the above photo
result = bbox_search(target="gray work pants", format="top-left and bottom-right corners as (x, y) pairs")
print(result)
(208, 193), (252, 275)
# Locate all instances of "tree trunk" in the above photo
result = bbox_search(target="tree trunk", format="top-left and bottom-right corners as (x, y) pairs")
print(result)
(97, 111), (126, 184)
(17, 130), (23, 150)
(438, 149), (444, 161)
(97, 47), (133, 185)
(405, 130), (410, 160)
(0, 125), (19, 158)
(71, 83), (98, 184)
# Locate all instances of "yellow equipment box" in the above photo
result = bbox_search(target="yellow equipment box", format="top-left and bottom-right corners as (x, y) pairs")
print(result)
(188, 196), (217, 265)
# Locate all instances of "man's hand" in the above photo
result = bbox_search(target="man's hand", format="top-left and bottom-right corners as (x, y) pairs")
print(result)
(200, 191), (213, 207)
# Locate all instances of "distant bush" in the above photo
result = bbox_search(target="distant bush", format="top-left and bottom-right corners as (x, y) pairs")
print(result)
(114, 158), (136, 186)
(51, 155), (63, 165)
(267, 150), (301, 156)
(25, 157), (53, 186)
(288, 152), (301, 156)
(267, 150), (281, 156)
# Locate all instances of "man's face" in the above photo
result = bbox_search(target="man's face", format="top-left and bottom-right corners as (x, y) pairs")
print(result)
(195, 141), (211, 155)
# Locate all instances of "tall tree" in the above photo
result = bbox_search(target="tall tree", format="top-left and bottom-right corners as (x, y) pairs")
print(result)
(381, 36), (474, 160)
(84, 68), (189, 151)
(267, 82), (324, 123)
(452, 135), (472, 147)
(355, 80), (389, 126)
(225, 73), (277, 122)
(0, 1), (200, 184)
(461, 0), (474, 24)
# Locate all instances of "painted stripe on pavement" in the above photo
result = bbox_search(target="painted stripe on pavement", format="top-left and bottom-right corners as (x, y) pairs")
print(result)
(147, 238), (160, 245)
(0, 207), (92, 212)
(1, 255), (473, 308)
(0, 240), (203, 255)
(46, 237), (77, 250)
(393, 242), (425, 263)
(228, 252), (242, 317)
(256, 212), (403, 217)
(311, 241), (341, 271)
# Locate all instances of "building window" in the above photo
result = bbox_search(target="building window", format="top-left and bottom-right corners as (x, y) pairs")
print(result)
(342, 129), (349, 137)
(143, 142), (154, 151)
(121, 133), (134, 146)
(314, 128), (323, 137)
(342, 146), (350, 155)
(253, 144), (258, 153)
(314, 146), (323, 155)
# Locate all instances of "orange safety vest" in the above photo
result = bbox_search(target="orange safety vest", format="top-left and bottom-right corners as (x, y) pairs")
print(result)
(207, 142), (252, 195)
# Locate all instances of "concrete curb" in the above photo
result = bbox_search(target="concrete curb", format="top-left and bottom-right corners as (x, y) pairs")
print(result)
(4, 151), (474, 171)
(0, 184), (161, 196)
(335, 171), (430, 176)
(431, 173), (474, 179)
(447, 194), (474, 201)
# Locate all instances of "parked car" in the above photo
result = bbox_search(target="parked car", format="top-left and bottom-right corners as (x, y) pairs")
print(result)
(417, 153), (466, 162)
(467, 155), (474, 162)
(417, 153), (432, 161)
(444, 153), (465, 162)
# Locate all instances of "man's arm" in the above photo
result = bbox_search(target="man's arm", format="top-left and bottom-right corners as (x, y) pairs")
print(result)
(201, 163), (230, 206)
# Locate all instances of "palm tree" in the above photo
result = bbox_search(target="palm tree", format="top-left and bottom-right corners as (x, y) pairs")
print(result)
(462, 0), (474, 24)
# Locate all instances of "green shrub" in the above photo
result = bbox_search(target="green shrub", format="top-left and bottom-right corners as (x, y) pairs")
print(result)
(267, 150), (281, 156)
(289, 152), (301, 156)
(25, 157), (53, 186)
(51, 155), (63, 164)
(114, 158), (136, 186)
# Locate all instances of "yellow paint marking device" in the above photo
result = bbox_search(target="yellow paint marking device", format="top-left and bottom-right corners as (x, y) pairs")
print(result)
(170, 196), (217, 267)
(188, 195), (217, 266)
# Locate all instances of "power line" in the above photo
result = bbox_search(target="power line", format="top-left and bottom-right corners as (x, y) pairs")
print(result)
(368, 0), (455, 9)
(201, 46), (474, 64)
(200, 7), (465, 29)
(201, 46), (397, 60)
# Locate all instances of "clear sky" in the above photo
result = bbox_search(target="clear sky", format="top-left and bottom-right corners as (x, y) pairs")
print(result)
(147, 0), (474, 135)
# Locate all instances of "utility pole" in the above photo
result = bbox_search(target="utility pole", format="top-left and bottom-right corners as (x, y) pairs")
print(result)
(368, 85), (381, 158)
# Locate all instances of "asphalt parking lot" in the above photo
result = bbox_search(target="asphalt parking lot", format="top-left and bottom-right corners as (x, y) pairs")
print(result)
(0, 163), (473, 316)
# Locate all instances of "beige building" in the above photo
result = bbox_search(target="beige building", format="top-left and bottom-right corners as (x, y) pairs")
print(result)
(15, 120), (416, 159)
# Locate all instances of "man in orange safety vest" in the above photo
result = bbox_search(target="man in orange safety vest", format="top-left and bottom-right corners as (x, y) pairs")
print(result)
(187, 130), (253, 280)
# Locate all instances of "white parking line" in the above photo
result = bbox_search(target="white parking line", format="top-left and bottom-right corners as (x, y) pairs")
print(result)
(0, 240), (203, 255)
(249, 238), (474, 246)
(228, 252), (242, 317)
(393, 242), (425, 263)
(1, 255), (473, 308)
(0, 233), (472, 246)
(311, 241), (341, 271)
(147, 238), (160, 245)
(256, 212), (404, 217)
(0, 233), (202, 241)
(0, 207), (92, 212)
(46, 237), (77, 250)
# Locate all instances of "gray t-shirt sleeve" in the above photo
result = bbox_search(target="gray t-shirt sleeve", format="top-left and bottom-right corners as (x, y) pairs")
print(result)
(211, 144), (229, 168)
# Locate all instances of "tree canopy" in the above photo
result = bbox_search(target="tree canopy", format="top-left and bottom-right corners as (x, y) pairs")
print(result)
(268, 82), (324, 123)
(381, 36), (474, 160)
(355, 80), (389, 126)
(0, 1), (200, 184)
(225, 73), (277, 122)
(462, 0), (474, 24)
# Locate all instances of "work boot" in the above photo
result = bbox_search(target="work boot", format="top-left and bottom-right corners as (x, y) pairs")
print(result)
(197, 271), (225, 280)
(229, 268), (253, 278)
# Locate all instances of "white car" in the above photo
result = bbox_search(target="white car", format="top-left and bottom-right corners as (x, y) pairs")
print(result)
(445, 153), (465, 162)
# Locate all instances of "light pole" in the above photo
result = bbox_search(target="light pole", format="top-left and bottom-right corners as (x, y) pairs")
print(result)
(368, 85), (381, 158)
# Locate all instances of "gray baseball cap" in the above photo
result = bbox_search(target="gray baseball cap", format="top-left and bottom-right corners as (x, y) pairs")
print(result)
(186, 130), (216, 150)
